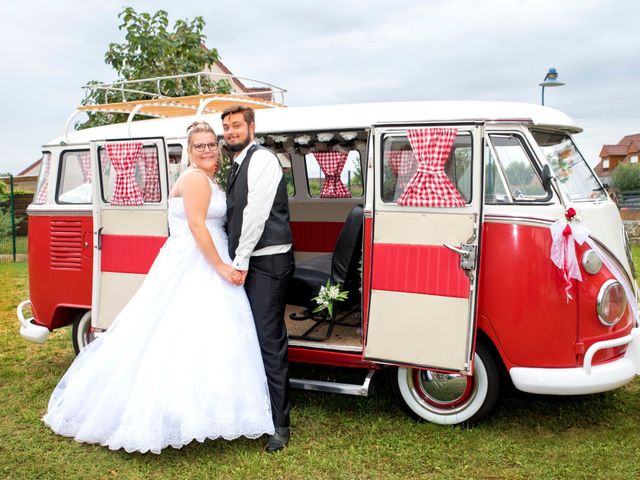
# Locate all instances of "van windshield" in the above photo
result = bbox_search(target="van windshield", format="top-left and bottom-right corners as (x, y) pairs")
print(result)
(531, 130), (606, 201)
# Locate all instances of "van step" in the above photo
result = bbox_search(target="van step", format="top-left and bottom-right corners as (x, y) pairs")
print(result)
(289, 369), (375, 397)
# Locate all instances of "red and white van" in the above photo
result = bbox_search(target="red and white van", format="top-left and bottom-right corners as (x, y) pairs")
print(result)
(18, 84), (639, 425)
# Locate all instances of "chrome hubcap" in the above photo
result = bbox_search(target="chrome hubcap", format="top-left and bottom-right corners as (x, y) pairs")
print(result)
(409, 368), (475, 413)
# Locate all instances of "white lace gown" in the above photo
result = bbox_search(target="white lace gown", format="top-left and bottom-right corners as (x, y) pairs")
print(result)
(43, 184), (274, 454)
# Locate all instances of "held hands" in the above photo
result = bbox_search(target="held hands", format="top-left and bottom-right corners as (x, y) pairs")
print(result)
(216, 263), (244, 286)
(236, 269), (248, 284)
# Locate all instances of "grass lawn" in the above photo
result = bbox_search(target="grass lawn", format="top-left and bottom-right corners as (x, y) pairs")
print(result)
(2, 261), (640, 479)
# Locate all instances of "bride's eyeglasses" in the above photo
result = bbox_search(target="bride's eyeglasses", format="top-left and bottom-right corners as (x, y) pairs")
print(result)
(192, 142), (219, 152)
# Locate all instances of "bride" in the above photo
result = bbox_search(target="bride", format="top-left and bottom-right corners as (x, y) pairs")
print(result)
(43, 120), (274, 454)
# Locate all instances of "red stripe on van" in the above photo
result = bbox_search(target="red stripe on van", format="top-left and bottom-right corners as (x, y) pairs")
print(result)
(372, 243), (469, 298)
(101, 234), (167, 274)
(290, 221), (343, 253)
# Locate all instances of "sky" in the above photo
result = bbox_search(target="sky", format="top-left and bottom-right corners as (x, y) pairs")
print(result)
(1, 0), (639, 174)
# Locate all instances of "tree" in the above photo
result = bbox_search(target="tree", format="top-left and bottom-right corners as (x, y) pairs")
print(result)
(611, 163), (640, 192)
(504, 161), (534, 187)
(79, 7), (230, 129)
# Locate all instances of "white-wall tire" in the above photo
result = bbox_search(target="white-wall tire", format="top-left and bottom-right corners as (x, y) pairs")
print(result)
(71, 310), (94, 355)
(393, 343), (500, 425)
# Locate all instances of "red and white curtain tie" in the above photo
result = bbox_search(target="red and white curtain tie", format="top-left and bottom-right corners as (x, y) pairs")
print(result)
(312, 151), (351, 198)
(397, 128), (465, 208)
(106, 142), (144, 206)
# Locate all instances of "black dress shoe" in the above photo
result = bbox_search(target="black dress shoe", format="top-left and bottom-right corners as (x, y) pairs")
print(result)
(265, 427), (289, 452)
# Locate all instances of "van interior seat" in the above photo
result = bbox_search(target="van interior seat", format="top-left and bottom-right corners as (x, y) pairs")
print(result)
(287, 205), (364, 314)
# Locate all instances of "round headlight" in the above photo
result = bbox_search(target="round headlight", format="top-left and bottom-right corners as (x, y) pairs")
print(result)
(596, 279), (627, 326)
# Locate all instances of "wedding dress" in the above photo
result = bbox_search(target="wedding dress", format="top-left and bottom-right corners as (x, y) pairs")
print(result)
(43, 181), (274, 454)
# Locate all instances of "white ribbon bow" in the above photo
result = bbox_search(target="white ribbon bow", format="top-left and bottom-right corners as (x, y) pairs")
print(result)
(550, 219), (638, 321)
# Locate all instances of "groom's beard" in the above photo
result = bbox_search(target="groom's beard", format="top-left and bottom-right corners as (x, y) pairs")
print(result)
(227, 139), (251, 153)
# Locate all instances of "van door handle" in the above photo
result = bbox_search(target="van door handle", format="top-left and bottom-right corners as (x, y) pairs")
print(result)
(444, 243), (477, 270)
(96, 227), (103, 251)
(443, 243), (468, 256)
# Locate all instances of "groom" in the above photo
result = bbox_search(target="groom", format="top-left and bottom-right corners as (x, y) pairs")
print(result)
(222, 105), (294, 452)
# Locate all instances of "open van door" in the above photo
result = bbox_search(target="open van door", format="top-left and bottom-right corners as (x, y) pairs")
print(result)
(90, 138), (169, 331)
(364, 124), (483, 374)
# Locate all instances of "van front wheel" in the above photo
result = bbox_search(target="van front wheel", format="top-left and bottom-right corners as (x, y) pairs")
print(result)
(393, 342), (500, 426)
(72, 310), (94, 355)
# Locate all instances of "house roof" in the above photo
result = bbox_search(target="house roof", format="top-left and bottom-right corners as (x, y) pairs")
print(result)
(618, 133), (640, 146)
(17, 158), (42, 176)
(600, 144), (630, 157)
(214, 59), (272, 100)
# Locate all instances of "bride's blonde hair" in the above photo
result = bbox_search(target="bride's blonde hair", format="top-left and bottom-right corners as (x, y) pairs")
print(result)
(186, 120), (216, 146)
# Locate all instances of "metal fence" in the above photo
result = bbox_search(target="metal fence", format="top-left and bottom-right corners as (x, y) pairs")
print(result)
(0, 175), (36, 262)
(617, 190), (640, 209)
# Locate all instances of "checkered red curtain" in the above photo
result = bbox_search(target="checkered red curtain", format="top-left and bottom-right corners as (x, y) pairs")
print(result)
(35, 153), (51, 203)
(312, 151), (352, 198)
(105, 142), (144, 206)
(139, 148), (160, 202)
(387, 150), (416, 190)
(397, 128), (465, 207)
(77, 151), (91, 183)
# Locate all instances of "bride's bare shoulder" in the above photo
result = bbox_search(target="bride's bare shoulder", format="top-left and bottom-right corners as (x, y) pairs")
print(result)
(172, 168), (212, 198)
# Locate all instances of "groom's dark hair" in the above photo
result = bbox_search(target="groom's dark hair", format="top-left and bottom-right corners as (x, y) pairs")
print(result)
(221, 105), (255, 125)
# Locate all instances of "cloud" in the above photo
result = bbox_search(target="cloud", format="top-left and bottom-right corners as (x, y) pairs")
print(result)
(1, 0), (638, 173)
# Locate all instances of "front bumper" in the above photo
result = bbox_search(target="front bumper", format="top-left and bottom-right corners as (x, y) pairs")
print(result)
(17, 299), (50, 344)
(510, 327), (640, 395)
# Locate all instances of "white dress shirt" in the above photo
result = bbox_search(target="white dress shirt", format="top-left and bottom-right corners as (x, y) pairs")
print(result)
(231, 141), (292, 270)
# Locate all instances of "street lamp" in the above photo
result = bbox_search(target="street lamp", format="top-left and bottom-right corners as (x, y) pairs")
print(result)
(539, 67), (565, 106)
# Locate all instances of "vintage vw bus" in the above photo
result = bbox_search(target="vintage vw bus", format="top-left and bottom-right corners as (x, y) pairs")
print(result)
(17, 76), (640, 425)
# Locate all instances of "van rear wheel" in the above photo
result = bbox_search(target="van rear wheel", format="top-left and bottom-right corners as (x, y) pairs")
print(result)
(393, 342), (500, 426)
(72, 310), (94, 355)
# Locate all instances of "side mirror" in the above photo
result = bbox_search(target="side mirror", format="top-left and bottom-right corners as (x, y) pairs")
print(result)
(541, 164), (554, 192)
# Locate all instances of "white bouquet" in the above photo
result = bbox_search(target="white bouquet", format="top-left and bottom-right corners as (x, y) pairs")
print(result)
(312, 279), (349, 317)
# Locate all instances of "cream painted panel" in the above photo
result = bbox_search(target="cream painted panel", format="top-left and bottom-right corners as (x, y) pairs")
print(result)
(374, 212), (475, 246)
(365, 290), (470, 371)
(101, 210), (168, 236)
(95, 272), (146, 329)
(289, 201), (361, 222)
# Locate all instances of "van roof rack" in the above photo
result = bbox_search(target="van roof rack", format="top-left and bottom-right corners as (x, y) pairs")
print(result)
(77, 92), (284, 118)
(63, 72), (287, 141)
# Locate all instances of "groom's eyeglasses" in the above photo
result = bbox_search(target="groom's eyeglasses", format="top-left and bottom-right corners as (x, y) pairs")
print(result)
(192, 142), (219, 152)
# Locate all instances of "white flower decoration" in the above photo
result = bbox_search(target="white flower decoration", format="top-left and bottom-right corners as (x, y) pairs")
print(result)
(317, 133), (334, 142)
(340, 131), (358, 141)
(295, 135), (311, 145)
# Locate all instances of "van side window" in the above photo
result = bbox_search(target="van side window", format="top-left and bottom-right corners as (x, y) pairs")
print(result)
(484, 144), (510, 203)
(33, 152), (52, 205)
(381, 132), (472, 204)
(167, 144), (183, 190)
(305, 150), (363, 198)
(488, 134), (547, 202)
(276, 153), (295, 197)
(57, 150), (92, 204)
(97, 145), (162, 204)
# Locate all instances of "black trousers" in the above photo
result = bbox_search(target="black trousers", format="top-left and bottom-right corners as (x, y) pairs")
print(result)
(244, 251), (294, 428)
